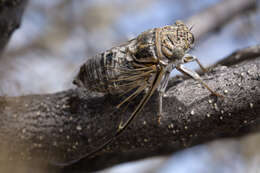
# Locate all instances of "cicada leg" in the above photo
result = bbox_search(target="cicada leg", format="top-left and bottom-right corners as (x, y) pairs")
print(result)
(157, 70), (171, 123)
(176, 64), (223, 97)
(183, 54), (207, 73)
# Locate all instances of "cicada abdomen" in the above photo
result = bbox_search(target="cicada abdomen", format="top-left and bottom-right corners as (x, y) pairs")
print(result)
(73, 47), (132, 94)
(73, 32), (159, 96)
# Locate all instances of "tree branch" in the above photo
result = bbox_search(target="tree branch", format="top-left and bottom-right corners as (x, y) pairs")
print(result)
(186, 0), (256, 40)
(0, 45), (260, 172)
(0, 0), (28, 55)
(213, 45), (260, 67)
(0, 0), (259, 172)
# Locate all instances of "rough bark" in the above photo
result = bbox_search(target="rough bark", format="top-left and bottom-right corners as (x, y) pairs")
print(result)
(0, 45), (260, 172)
(0, 0), (28, 55)
(0, 0), (259, 172)
(213, 45), (260, 67)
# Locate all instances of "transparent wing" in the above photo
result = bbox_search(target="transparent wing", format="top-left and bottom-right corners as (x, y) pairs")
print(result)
(54, 66), (165, 167)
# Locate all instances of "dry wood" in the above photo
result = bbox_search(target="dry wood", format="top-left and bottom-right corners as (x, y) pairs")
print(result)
(0, 45), (260, 172)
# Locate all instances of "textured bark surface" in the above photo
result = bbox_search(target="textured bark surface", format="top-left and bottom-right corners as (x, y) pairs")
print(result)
(0, 46), (260, 172)
(0, 0), (259, 172)
(213, 45), (260, 67)
(0, 0), (28, 55)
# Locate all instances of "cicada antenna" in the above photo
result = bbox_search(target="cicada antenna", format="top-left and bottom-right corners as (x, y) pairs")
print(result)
(189, 23), (195, 31)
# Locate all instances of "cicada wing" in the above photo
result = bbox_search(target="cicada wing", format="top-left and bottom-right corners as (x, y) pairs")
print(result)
(117, 67), (165, 132)
(53, 68), (165, 167)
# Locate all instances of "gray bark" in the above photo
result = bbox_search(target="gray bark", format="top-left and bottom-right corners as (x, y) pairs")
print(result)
(0, 0), (259, 172)
(0, 0), (28, 55)
(0, 45), (260, 173)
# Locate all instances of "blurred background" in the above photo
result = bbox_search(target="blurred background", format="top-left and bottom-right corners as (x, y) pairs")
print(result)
(0, 0), (260, 172)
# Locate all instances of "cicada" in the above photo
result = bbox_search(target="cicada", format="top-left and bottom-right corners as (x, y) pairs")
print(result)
(73, 20), (221, 162)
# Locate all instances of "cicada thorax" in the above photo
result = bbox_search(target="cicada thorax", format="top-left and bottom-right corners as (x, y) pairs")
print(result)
(133, 29), (158, 62)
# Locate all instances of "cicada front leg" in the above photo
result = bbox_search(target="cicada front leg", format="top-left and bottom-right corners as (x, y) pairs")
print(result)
(156, 65), (174, 123)
(176, 64), (223, 97)
(183, 54), (208, 73)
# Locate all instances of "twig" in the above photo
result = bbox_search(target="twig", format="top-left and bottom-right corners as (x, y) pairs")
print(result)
(186, 0), (257, 40)
(0, 0), (28, 55)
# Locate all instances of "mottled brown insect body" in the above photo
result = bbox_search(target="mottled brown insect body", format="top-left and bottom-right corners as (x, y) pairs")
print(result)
(74, 46), (131, 94)
(68, 20), (220, 166)
(74, 21), (194, 95)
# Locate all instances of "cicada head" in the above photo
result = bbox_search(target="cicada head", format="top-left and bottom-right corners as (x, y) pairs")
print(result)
(159, 20), (194, 61)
